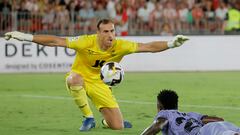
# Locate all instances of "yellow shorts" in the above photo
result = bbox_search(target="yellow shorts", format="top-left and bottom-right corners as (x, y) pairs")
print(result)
(65, 73), (119, 110)
(84, 80), (119, 110)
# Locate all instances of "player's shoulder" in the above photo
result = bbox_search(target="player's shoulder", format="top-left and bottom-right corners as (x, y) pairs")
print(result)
(157, 110), (182, 118)
(67, 34), (96, 50)
(84, 34), (97, 40)
(160, 110), (178, 113)
(115, 37), (134, 44)
(68, 34), (96, 41)
(114, 37), (138, 48)
(76, 34), (96, 42)
(156, 110), (174, 117)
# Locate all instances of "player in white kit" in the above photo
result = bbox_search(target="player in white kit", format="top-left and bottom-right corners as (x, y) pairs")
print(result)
(141, 89), (240, 135)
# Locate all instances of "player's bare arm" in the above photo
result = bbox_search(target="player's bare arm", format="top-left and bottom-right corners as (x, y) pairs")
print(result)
(136, 35), (189, 53)
(140, 117), (168, 135)
(137, 41), (168, 53)
(4, 31), (67, 47)
(33, 35), (67, 47)
(201, 116), (224, 124)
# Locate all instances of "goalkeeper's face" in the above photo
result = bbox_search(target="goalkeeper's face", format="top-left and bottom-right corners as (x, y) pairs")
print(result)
(97, 23), (116, 50)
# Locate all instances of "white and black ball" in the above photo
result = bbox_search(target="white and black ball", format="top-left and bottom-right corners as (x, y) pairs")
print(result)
(100, 62), (124, 86)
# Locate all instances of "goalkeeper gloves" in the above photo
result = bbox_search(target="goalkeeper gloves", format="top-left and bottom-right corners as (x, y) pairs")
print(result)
(167, 35), (189, 48)
(4, 31), (33, 42)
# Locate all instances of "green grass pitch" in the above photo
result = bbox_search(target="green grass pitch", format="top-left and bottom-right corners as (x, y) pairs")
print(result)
(0, 72), (240, 135)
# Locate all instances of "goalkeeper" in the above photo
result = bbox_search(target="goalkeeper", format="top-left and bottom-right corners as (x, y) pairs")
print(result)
(5, 19), (189, 131)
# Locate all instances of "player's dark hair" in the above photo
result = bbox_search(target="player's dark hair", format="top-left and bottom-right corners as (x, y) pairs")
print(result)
(157, 89), (178, 109)
(97, 19), (114, 30)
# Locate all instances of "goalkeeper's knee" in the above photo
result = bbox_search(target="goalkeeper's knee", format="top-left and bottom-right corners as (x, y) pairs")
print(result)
(66, 72), (84, 89)
(66, 72), (86, 99)
(65, 72), (93, 117)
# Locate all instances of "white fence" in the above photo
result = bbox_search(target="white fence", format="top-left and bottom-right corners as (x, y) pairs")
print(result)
(0, 36), (240, 73)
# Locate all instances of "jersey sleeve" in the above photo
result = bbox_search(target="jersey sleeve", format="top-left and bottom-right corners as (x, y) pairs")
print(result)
(66, 35), (90, 51)
(117, 39), (138, 55)
(154, 110), (169, 121)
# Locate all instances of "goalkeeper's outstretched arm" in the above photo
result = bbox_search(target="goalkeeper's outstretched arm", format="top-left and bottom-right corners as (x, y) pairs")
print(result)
(4, 31), (67, 47)
(32, 35), (67, 47)
(136, 35), (189, 53)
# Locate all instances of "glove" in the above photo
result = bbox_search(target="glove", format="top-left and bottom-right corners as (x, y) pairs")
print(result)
(167, 35), (189, 48)
(4, 31), (33, 41)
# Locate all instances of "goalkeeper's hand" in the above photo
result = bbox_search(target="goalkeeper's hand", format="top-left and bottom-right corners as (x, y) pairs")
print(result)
(4, 31), (33, 41)
(167, 35), (189, 48)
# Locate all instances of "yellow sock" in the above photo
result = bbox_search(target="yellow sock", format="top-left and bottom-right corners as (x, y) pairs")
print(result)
(67, 85), (93, 118)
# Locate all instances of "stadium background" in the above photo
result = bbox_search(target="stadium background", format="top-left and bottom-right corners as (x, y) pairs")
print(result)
(0, 0), (240, 135)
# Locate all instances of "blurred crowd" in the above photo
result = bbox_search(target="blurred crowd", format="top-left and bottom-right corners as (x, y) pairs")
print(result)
(0, 0), (239, 36)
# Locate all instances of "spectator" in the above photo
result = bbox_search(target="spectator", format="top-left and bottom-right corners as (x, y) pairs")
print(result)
(67, 0), (78, 35)
(192, 3), (204, 31)
(163, 1), (177, 33)
(0, 0), (12, 31)
(94, 3), (109, 21)
(126, 0), (139, 35)
(149, 2), (163, 34)
(160, 23), (173, 36)
(137, 2), (151, 34)
(213, 0), (220, 10)
(224, 3), (240, 34)
(12, 0), (19, 12)
(177, 1), (189, 33)
(25, 0), (39, 13)
(186, 8), (194, 32)
(42, 3), (55, 34)
(78, 1), (96, 34)
(17, 0), (31, 32)
(106, 0), (116, 19)
(0, 0), (11, 12)
(146, 0), (155, 14)
(187, 0), (196, 9)
(203, 0), (216, 32)
(114, 3), (128, 36)
(55, 5), (70, 35)
(215, 1), (228, 34)
(37, 0), (47, 15)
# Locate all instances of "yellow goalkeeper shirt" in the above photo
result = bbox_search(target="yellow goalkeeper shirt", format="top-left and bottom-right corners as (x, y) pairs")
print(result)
(66, 34), (137, 82)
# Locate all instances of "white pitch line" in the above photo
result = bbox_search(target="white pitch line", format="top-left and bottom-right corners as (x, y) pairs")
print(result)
(118, 99), (240, 111)
(2, 94), (240, 111)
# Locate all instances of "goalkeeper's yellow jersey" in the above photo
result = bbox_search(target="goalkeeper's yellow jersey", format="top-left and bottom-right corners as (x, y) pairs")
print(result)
(66, 34), (138, 82)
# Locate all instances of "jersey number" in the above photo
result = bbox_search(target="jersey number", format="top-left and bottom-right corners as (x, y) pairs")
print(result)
(175, 117), (200, 133)
(184, 118), (200, 133)
(92, 60), (106, 67)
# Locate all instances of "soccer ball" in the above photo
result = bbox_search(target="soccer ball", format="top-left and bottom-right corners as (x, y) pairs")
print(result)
(100, 62), (124, 86)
